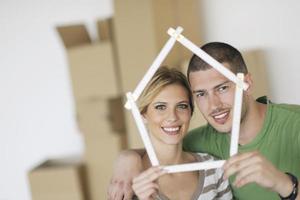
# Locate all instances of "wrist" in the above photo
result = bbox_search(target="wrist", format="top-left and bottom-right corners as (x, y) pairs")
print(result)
(278, 172), (298, 200)
(275, 172), (294, 197)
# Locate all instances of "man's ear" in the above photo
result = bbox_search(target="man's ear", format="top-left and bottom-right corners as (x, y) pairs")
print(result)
(244, 73), (254, 95)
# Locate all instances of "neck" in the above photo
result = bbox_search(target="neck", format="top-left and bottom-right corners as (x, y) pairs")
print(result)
(238, 97), (267, 145)
(143, 137), (187, 167)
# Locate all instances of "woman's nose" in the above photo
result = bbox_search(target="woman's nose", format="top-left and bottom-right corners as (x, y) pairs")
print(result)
(165, 109), (178, 123)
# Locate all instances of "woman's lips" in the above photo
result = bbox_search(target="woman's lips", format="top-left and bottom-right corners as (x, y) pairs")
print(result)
(162, 126), (180, 135)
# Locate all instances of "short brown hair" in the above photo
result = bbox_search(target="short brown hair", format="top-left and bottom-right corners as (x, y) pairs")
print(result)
(187, 42), (248, 80)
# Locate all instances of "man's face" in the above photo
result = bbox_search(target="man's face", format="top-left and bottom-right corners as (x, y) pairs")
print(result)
(189, 64), (238, 133)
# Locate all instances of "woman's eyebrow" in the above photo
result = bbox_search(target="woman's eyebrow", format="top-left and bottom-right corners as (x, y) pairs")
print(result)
(153, 101), (167, 105)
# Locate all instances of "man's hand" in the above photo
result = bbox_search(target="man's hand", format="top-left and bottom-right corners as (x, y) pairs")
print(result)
(107, 150), (143, 200)
(223, 151), (294, 197)
(132, 166), (167, 200)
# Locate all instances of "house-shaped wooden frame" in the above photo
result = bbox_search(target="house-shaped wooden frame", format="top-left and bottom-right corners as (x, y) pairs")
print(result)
(125, 27), (248, 173)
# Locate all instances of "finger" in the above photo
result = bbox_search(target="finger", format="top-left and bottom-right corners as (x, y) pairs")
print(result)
(107, 180), (118, 200)
(123, 182), (134, 200)
(133, 170), (165, 193)
(234, 168), (260, 188)
(110, 180), (125, 200)
(107, 181), (113, 199)
(114, 183), (125, 200)
(224, 151), (259, 170)
(134, 182), (159, 195)
(137, 187), (158, 200)
(133, 167), (166, 186)
(224, 154), (262, 179)
(132, 176), (159, 195)
(114, 193), (123, 200)
(133, 166), (162, 183)
(232, 162), (260, 186)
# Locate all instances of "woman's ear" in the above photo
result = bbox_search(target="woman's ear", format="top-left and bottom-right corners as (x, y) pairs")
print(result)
(142, 114), (148, 124)
(244, 73), (254, 95)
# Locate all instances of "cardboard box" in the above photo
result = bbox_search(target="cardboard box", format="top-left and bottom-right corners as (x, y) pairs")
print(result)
(76, 97), (126, 137)
(112, 0), (203, 147)
(112, 0), (202, 92)
(56, 24), (120, 102)
(242, 49), (270, 98)
(84, 136), (121, 200)
(28, 157), (88, 200)
(76, 97), (126, 200)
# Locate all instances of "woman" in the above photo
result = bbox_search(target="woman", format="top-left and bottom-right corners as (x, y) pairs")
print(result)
(132, 66), (232, 200)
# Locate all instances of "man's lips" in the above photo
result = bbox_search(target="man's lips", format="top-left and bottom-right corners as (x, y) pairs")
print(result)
(211, 110), (230, 124)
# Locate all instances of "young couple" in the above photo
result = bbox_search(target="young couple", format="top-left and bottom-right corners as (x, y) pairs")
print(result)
(108, 42), (300, 200)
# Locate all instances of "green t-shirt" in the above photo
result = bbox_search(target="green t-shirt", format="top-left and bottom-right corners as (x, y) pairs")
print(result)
(183, 98), (300, 200)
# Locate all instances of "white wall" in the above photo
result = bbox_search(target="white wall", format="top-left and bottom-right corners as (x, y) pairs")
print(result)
(200, 0), (300, 104)
(0, 0), (112, 199)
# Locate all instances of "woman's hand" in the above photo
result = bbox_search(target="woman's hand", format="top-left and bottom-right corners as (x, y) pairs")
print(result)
(132, 166), (167, 200)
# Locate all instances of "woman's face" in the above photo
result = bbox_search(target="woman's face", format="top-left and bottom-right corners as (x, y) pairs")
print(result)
(143, 84), (191, 145)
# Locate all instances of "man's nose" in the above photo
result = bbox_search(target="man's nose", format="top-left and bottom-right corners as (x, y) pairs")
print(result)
(208, 93), (222, 110)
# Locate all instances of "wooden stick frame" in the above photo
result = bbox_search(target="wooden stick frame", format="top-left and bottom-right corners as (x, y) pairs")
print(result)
(125, 27), (247, 173)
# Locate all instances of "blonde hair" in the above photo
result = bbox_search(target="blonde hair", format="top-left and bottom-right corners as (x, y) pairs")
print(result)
(138, 66), (194, 115)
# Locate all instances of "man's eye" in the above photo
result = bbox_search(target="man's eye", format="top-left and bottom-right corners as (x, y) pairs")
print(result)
(155, 105), (166, 110)
(196, 92), (205, 97)
(178, 104), (189, 110)
(218, 85), (229, 93)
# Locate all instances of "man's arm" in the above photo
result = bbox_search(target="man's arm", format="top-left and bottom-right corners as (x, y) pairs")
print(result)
(107, 149), (145, 200)
(223, 151), (299, 199)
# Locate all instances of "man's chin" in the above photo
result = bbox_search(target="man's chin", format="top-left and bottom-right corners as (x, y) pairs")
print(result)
(208, 122), (231, 133)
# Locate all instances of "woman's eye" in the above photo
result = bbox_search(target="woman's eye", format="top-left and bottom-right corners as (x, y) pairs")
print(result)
(155, 105), (166, 110)
(178, 104), (189, 110)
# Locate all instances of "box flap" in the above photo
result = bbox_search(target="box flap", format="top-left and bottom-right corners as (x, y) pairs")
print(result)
(56, 24), (91, 48)
(97, 18), (113, 41)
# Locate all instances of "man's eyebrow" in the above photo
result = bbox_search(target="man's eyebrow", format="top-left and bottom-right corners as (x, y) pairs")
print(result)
(214, 80), (231, 89)
(192, 80), (231, 94)
(193, 89), (205, 94)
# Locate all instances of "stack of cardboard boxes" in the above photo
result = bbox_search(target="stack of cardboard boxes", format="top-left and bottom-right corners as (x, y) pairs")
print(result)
(29, 0), (203, 198)
(56, 19), (126, 199)
(29, 158), (89, 200)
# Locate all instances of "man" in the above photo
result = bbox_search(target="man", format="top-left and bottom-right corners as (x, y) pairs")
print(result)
(108, 42), (300, 200)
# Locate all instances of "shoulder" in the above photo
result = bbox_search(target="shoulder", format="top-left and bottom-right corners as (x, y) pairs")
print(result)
(273, 103), (300, 113)
(187, 124), (220, 138)
(186, 124), (228, 144)
(270, 103), (300, 122)
(188, 124), (211, 134)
